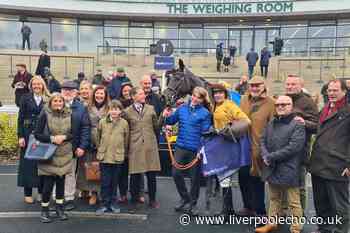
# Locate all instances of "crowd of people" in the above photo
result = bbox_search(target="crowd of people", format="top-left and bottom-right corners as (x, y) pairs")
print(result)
(10, 58), (350, 233)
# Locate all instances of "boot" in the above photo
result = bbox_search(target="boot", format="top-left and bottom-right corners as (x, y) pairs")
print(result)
(40, 206), (52, 223)
(55, 203), (68, 221)
(255, 224), (278, 233)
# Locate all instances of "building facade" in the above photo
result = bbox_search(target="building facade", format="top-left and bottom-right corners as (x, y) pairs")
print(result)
(0, 0), (349, 55)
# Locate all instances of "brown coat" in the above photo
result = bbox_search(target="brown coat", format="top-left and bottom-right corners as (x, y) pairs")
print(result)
(124, 104), (161, 174)
(240, 94), (275, 176)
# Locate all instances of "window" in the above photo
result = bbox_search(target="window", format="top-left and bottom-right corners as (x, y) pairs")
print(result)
(0, 20), (22, 49)
(79, 25), (103, 52)
(52, 23), (77, 52)
(25, 22), (50, 50)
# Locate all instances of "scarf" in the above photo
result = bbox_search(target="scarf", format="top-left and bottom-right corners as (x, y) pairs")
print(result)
(319, 96), (346, 124)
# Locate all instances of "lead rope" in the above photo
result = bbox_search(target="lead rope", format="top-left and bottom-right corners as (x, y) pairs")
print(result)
(165, 133), (199, 170)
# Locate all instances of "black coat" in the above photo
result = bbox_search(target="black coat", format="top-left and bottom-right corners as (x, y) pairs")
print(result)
(310, 103), (350, 182)
(35, 54), (50, 77)
(47, 77), (61, 93)
(17, 93), (45, 188)
(70, 99), (91, 152)
(261, 114), (306, 187)
(146, 92), (165, 117)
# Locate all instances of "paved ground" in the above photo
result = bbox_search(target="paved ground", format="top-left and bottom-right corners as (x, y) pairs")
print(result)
(0, 165), (319, 233)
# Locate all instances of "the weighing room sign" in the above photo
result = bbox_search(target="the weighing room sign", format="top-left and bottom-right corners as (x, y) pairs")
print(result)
(166, 1), (294, 14)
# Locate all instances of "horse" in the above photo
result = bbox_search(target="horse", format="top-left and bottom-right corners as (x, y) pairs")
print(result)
(162, 67), (212, 106)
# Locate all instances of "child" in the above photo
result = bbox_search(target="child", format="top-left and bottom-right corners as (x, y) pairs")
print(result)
(96, 100), (129, 215)
(223, 54), (231, 72)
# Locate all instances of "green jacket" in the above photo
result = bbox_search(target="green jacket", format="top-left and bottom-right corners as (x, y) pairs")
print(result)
(96, 116), (129, 164)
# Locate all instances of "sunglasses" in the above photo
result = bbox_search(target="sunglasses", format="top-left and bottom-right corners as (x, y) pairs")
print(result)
(275, 103), (291, 107)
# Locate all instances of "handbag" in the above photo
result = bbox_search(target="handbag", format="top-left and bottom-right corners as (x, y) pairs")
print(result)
(84, 161), (101, 181)
(24, 134), (57, 160)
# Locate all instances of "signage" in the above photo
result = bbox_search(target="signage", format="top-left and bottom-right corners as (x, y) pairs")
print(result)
(156, 39), (174, 56)
(154, 56), (175, 70)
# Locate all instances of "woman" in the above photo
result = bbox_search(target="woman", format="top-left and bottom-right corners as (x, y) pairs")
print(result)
(79, 80), (93, 106)
(17, 76), (50, 204)
(34, 93), (74, 223)
(117, 82), (133, 204)
(163, 87), (212, 215)
(119, 82), (133, 109)
(77, 85), (109, 205)
(210, 83), (250, 219)
(124, 87), (161, 208)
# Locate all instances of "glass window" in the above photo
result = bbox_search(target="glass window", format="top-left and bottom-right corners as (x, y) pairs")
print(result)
(104, 26), (128, 38)
(79, 20), (103, 26)
(52, 23), (78, 52)
(129, 22), (153, 27)
(282, 38), (307, 55)
(337, 25), (350, 37)
(241, 30), (253, 55)
(177, 39), (203, 54)
(254, 29), (267, 53)
(308, 26), (336, 38)
(179, 28), (202, 39)
(229, 30), (240, 55)
(281, 26), (307, 39)
(154, 27), (178, 47)
(154, 22), (177, 28)
(129, 27), (153, 49)
(104, 21), (128, 26)
(337, 37), (350, 47)
(0, 20), (22, 49)
(79, 25), (103, 52)
(25, 22), (50, 50)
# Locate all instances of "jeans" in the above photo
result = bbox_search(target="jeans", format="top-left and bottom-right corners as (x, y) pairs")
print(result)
(100, 163), (122, 207)
(118, 160), (129, 197)
(248, 65), (255, 79)
(22, 36), (30, 50)
(260, 65), (269, 78)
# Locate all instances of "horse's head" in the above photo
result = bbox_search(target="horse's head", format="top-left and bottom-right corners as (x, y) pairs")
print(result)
(163, 69), (192, 106)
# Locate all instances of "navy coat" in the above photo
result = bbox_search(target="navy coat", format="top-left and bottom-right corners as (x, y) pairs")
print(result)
(17, 93), (45, 188)
(70, 99), (91, 152)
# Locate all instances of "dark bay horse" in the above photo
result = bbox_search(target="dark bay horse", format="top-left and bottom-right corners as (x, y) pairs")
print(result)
(162, 67), (212, 106)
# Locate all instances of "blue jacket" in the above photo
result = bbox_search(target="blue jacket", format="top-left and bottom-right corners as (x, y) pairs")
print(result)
(165, 102), (212, 152)
(260, 50), (272, 66)
(246, 51), (259, 66)
(71, 99), (91, 152)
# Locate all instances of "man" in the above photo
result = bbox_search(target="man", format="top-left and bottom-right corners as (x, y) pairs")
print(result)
(92, 69), (105, 87)
(11, 64), (32, 107)
(256, 95), (305, 233)
(260, 47), (271, 78)
(238, 76), (275, 219)
(246, 48), (259, 79)
(229, 45), (237, 65)
(21, 24), (32, 50)
(150, 71), (161, 94)
(60, 81), (91, 211)
(284, 75), (319, 212)
(216, 43), (224, 72)
(309, 79), (350, 233)
(39, 39), (48, 53)
(43, 67), (61, 93)
(140, 75), (165, 117)
(35, 51), (51, 80)
(107, 67), (131, 100)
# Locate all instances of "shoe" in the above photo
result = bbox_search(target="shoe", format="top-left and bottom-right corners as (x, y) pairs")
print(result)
(149, 201), (160, 209)
(255, 224), (278, 233)
(110, 204), (121, 214)
(24, 196), (34, 204)
(174, 200), (191, 212)
(187, 204), (199, 216)
(55, 203), (68, 221)
(236, 208), (256, 217)
(89, 193), (97, 206)
(40, 207), (52, 223)
(96, 206), (109, 216)
(118, 196), (128, 204)
(64, 200), (75, 211)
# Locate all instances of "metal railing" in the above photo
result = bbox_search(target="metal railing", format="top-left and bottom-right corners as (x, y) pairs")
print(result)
(276, 57), (347, 83)
(0, 53), (95, 78)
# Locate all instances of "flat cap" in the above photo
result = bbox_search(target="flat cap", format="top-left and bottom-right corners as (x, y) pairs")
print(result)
(61, 80), (78, 90)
